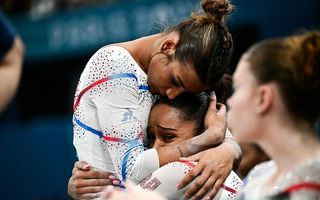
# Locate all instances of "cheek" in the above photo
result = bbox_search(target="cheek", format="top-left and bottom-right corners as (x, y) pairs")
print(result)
(149, 63), (167, 81)
(228, 93), (256, 143)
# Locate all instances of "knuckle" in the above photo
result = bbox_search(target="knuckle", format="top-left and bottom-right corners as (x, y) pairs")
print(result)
(212, 184), (220, 193)
(92, 179), (99, 186)
(193, 191), (205, 200)
(92, 170), (100, 177)
(202, 183), (211, 191)
(73, 180), (81, 188)
(186, 172), (195, 179)
(194, 180), (203, 188)
(74, 170), (82, 178)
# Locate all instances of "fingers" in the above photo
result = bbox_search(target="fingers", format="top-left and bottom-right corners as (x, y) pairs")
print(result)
(68, 165), (119, 200)
(76, 160), (90, 170)
(76, 185), (107, 195)
(73, 168), (111, 180)
(216, 103), (226, 116)
(206, 178), (224, 200)
(182, 170), (226, 200)
(72, 161), (90, 175)
(204, 92), (227, 131)
(183, 169), (210, 199)
(194, 179), (217, 200)
(177, 164), (202, 190)
(74, 178), (112, 188)
(179, 151), (202, 162)
(68, 173), (115, 199)
(207, 92), (217, 113)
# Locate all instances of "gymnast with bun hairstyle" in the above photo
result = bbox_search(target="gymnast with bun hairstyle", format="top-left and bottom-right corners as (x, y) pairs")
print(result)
(70, 0), (242, 199)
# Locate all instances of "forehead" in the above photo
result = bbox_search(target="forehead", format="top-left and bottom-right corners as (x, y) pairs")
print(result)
(171, 61), (208, 92)
(149, 104), (183, 123)
(149, 104), (197, 135)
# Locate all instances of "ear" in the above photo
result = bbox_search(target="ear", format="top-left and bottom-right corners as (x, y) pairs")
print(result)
(255, 85), (274, 114)
(160, 39), (177, 54)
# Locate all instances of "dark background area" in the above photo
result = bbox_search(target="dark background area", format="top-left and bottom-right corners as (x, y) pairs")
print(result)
(0, 0), (319, 199)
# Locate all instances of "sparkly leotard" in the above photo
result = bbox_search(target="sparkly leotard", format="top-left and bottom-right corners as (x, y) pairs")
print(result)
(73, 46), (159, 183)
(73, 46), (243, 200)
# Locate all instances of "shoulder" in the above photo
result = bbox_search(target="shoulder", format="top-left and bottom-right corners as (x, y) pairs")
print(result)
(242, 161), (276, 191)
(85, 45), (139, 77)
(93, 46), (133, 61)
(90, 46), (137, 69)
(277, 158), (320, 198)
(237, 161), (275, 200)
(246, 160), (275, 181)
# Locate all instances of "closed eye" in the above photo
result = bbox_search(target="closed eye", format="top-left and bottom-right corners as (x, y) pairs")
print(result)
(172, 77), (180, 87)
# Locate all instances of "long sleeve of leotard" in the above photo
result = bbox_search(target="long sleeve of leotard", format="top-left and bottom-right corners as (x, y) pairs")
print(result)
(73, 46), (159, 184)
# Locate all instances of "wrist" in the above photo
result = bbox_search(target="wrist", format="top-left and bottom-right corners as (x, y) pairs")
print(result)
(202, 126), (226, 146)
(221, 139), (242, 169)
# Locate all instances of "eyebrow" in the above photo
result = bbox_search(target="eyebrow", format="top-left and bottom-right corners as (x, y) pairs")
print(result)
(177, 76), (187, 89)
(158, 124), (177, 131)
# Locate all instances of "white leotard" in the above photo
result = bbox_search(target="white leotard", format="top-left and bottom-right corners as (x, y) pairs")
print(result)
(73, 46), (159, 183)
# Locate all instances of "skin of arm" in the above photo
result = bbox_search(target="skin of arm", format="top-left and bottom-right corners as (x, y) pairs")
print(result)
(0, 36), (24, 113)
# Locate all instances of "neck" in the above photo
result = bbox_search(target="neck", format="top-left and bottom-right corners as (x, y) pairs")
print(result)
(122, 34), (163, 73)
(259, 121), (320, 177)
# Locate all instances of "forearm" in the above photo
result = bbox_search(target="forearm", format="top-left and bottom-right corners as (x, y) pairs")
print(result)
(157, 126), (225, 166)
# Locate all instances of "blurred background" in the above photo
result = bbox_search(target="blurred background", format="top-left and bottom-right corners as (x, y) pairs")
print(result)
(0, 0), (319, 199)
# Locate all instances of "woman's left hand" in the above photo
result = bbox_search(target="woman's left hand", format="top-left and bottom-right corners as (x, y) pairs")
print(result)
(177, 143), (234, 200)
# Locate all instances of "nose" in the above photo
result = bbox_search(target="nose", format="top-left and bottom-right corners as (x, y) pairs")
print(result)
(166, 87), (185, 99)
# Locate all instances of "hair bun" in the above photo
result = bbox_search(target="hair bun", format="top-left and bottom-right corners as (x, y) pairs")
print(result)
(299, 31), (320, 91)
(201, 0), (233, 22)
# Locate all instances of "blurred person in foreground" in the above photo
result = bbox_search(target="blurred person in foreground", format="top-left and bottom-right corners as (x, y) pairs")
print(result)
(0, 9), (24, 114)
(228, 30), (320, 199)
(236, 142), (269, 179)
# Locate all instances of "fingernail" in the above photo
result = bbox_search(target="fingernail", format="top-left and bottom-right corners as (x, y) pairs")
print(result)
(179, 157), (188, 161)
(83, 164), (91, 169)
(112, 180), (120, 185)
(210, 91), (215, 96)
(177, 183), (182, 189)
(108, 175), (116, 180)
(119, 182), (125, 188)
